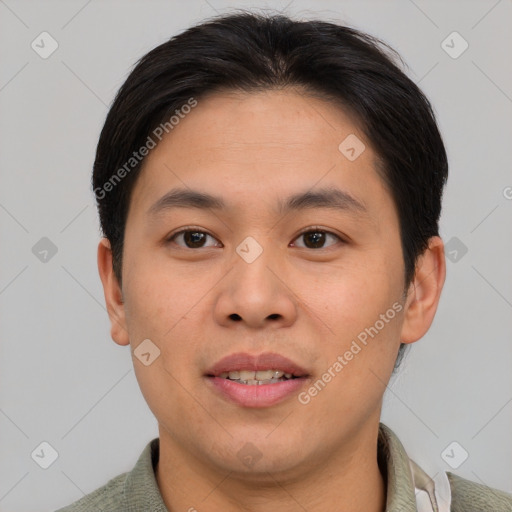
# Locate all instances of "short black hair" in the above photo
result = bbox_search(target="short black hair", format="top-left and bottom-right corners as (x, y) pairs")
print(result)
(92, 11), (448, 370)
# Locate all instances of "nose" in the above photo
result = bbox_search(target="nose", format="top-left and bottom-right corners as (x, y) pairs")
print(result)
(213, 241), (298, 330)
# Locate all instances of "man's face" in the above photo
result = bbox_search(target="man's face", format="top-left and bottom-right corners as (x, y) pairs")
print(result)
(116, 89), (411, 474)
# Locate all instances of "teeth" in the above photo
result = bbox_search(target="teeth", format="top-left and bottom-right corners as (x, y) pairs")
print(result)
(217, 369), (295, 382)
(255, 370), (275, 380)
(238, 370), (256, 381)
(239, 378), (289, 385)
(230, 369), (291, 380)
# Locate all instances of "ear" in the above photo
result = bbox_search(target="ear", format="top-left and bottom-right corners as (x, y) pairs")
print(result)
(97, 238), (130, 346)
(400, 236), (446, 344)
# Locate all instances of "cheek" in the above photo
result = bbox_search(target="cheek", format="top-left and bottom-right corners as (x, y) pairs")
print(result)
(122, 257), (208, 374)
(123, 250), (193, 334)
(301, 254), (402, 335)
(300, 251), (405, 398)
(124, 269), (203, 421)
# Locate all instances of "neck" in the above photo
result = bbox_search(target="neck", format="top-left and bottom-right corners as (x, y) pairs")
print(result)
(155, 420), (386, 512)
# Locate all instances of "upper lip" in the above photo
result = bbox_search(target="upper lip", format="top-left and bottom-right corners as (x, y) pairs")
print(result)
(205, 352), (309, 377)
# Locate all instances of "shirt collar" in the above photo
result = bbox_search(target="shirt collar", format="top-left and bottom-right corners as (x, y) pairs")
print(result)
(121, 435), (168, 512)
(378, 422), (419, 510)
(121, 422), (418, 511)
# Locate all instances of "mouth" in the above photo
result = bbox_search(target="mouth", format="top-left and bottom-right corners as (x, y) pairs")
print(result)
(214, 369), (301, 385)
(204, 352), (310, 407)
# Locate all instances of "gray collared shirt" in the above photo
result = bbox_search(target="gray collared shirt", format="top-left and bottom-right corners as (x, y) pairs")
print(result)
(55, 422), (512, 511)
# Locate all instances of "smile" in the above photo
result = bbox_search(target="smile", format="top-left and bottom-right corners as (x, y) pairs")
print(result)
(205, 352), (310, 407)
(218, 369), (297, 385)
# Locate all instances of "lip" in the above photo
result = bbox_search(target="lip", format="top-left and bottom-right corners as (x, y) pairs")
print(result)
(205, 351), (309, 377)
(204, 352), (310, 408)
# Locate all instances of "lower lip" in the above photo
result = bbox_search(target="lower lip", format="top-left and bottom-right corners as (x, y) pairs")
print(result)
(206, 376), (308, 408)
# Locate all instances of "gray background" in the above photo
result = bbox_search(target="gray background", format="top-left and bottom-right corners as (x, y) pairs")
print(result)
(0, 1), (511, 510)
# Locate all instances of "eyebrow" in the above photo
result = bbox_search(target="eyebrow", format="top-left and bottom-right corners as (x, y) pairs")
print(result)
(147, 186), (368, 218)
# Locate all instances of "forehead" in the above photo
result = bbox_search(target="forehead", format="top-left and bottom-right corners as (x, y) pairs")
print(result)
(165, 88), (364, 154)
(128, 89), (393, 224)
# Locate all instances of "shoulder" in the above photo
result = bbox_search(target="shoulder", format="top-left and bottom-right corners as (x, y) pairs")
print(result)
(54, 437), (162, 512)
(54, 471), (129, 512)
(447, 471), (512, 512)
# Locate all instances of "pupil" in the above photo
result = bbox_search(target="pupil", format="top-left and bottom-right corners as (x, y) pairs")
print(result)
(185, 231), (205, 248)
(305, 231), (325, 248)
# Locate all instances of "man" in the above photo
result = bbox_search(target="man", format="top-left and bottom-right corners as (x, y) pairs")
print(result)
(57, 11), (512, 512)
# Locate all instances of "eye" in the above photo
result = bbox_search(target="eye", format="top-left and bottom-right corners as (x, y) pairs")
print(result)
(291, 228), (344, 250)
(166, 228), (222, 249)
(166, 227), (345, 250)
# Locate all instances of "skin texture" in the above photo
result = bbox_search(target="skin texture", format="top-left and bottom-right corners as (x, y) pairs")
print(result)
(97, 88), (446, 512)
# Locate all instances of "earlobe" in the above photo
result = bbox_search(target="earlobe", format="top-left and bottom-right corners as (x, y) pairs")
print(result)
(400, 236), (446, 344)
(97, 238), (130, 346)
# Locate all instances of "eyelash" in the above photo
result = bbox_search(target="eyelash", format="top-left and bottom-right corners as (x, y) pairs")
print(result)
(165, 226), (346, 250)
